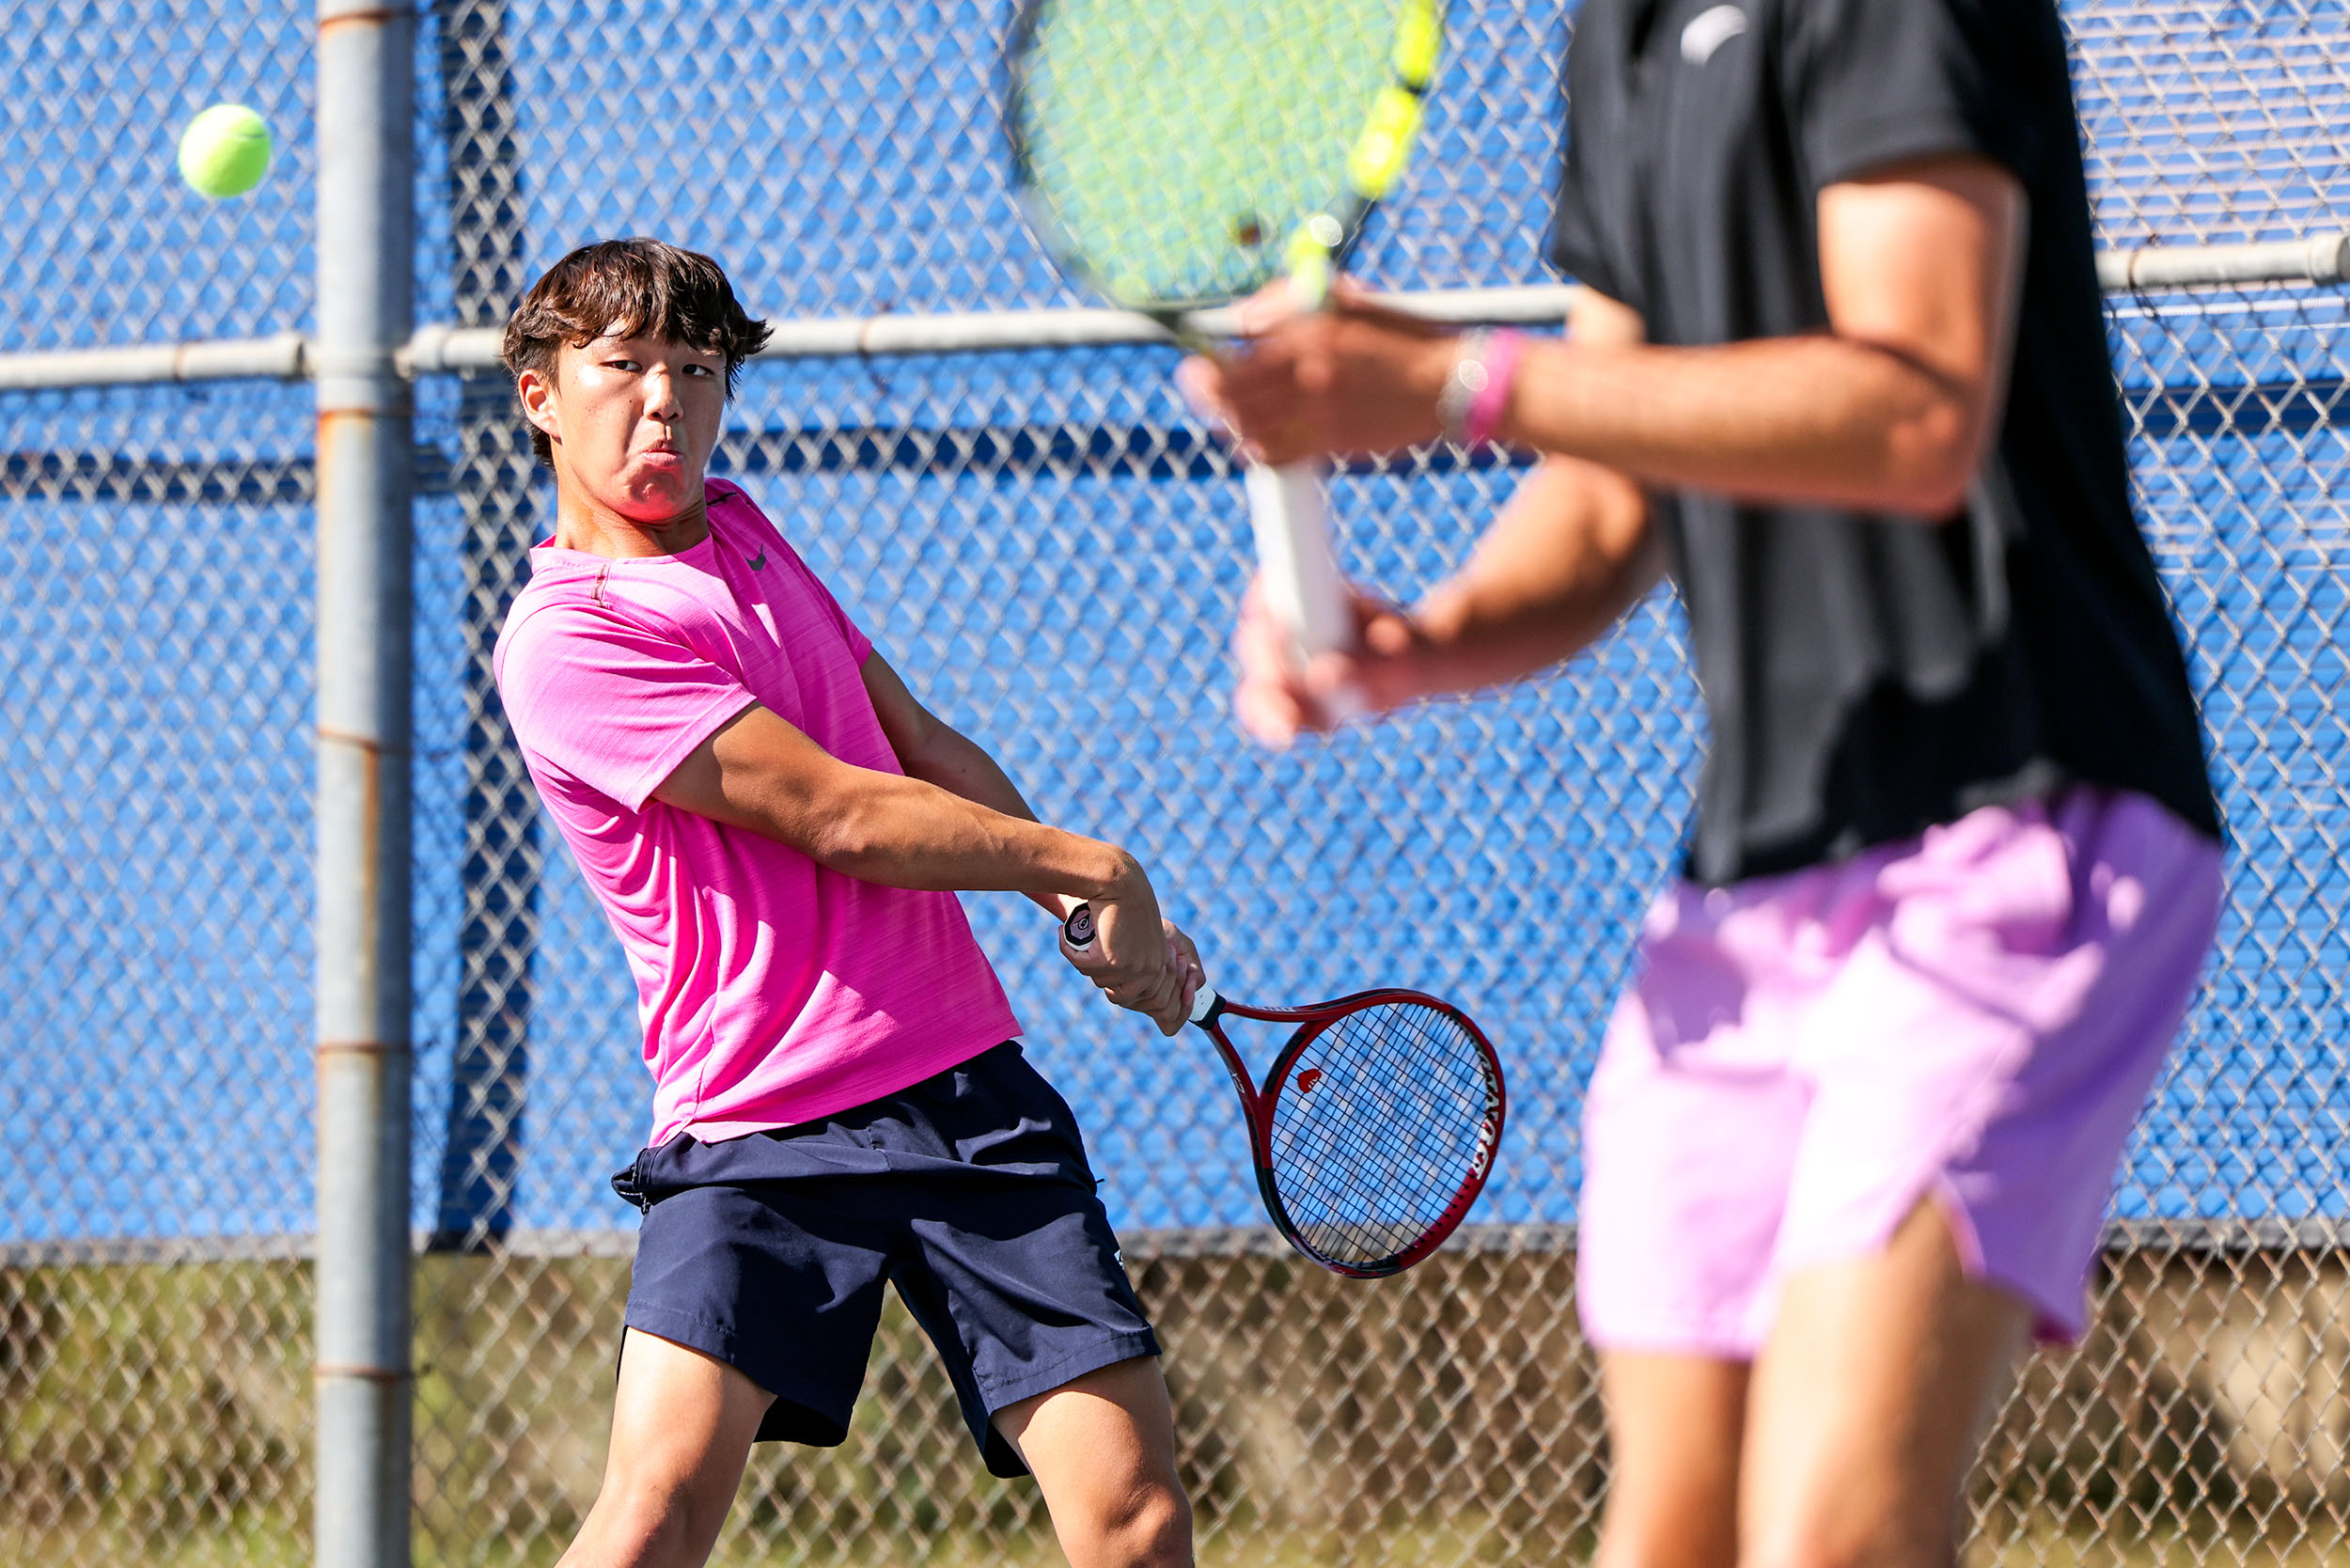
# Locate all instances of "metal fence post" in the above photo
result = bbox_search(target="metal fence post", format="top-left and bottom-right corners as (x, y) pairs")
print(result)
(313, 4), (417, 1568)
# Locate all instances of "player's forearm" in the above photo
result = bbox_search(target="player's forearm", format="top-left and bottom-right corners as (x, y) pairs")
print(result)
(1499, 336), (1985, 518)
(1404, 457), (1661, 698)
(806, 768), (1137, 903)
(899, 724), (1039, 823)
(897, 723), (1085, 918)
(662, 708), (1137, 904)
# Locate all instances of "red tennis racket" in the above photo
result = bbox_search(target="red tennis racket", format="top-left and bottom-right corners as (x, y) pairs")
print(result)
(1064, 904), (1506, 1278)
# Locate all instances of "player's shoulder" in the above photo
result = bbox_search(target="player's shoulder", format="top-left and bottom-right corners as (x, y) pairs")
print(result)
(703, 476), (835, 588)
(494, 578), (609, 688)
(703, 475), (776, 537)
(493, 557), (682, 694)
(498, 552), (596, 640)
(704, 476), (804, 557)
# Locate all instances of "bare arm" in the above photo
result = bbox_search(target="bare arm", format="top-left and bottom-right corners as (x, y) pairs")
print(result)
(1400, 456), (1661, 690)
(1192, 153), (2026, 519)
(652, 699), (1195, 1030)
(1501, 157), (2025, 513)
(1403, 290), (1661, 693)
(652, 699), (1136, 906)
(856, 651), (1075, 919)
(859, 651), (1207, 1028)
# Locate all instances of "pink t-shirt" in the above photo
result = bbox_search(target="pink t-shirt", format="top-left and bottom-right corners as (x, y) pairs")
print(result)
(494, 478), (1023, 1145)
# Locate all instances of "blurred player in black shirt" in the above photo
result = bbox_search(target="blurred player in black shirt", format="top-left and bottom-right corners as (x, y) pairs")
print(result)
(1183, 1), (2222, 1561)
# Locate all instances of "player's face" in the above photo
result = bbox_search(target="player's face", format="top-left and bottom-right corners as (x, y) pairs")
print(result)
(533, 333), (727, 523)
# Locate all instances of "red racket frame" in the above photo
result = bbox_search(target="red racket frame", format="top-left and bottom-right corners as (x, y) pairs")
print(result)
(1189, 987), (1507, 1278)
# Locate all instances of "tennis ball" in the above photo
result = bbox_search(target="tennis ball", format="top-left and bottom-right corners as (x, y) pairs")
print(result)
(178, 104), (272, 199)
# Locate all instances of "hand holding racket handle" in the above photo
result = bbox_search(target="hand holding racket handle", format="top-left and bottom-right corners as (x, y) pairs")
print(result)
(1061, 902), (1207, 1029)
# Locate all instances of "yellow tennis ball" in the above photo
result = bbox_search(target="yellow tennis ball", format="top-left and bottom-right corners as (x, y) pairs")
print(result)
(178, 104), (272, 200)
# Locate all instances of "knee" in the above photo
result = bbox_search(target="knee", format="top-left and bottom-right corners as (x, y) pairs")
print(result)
(1599, 1510), (1737, 1568)
(563, 1478), (718, 1568)
(1097, 1479), (1193, 1568)
(1596, 1478), (1738, 1568)
(1740, 1518), (1953, 1568)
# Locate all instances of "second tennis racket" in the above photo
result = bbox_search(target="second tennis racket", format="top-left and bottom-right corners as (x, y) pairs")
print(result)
(1064, 902), (1505, 1278)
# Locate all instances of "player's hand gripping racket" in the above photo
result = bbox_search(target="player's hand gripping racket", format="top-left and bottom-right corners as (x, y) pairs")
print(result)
(1003, 0), (1446, 673)
(1063, 902), (1504, 1278)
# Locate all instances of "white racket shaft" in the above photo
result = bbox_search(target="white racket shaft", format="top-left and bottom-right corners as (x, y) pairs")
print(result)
(1245, 461), (1363, 722)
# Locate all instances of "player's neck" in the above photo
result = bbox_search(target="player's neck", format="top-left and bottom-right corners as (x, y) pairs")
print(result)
(549, 475), (711, 559)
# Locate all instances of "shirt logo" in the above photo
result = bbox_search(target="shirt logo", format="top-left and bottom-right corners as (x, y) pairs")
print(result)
(1681, 4), (1747, 65)
(746, 548), (767, 570)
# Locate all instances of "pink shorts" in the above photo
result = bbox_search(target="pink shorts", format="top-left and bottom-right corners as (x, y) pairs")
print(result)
(1577, 787), (2222, 1354)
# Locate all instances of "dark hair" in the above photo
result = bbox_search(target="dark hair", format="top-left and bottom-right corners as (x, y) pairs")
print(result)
(501, 238), (773, 466)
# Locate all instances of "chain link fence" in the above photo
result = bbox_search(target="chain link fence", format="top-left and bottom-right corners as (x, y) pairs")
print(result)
(4, 1), (2349, 1564)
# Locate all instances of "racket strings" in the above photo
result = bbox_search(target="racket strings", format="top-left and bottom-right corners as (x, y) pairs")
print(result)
(1009, 0), (1403, 307)
(1264, 1001), (1497, 1267)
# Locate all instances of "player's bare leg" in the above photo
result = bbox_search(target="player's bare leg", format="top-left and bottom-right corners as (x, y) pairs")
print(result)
(1591, 1354), (1747, 1568)
(556, 1329), (773, 1568)
(1737, 1199), (2031, 1568)
(995, 1356), (1193, 1568)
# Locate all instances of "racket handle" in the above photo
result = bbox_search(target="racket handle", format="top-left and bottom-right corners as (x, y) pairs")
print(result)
(1245, 459), (1355, 663)
(1064, 902), (1219, 1027)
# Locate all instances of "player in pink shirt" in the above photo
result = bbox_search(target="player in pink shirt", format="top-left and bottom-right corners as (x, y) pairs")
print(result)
(494, 240), (1199, 1568)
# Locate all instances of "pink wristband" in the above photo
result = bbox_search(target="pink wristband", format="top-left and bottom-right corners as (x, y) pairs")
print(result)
(1461, 328), (1527, 447)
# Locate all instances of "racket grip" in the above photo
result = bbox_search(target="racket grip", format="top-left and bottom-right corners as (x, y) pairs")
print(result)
(1245, 459), (1355, 663)
(1065, 902), (1216, 1027)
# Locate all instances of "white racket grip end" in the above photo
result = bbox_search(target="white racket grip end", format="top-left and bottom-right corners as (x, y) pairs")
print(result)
(1189, 985), (1219, 1025)
(1245, 460), (1354, 662)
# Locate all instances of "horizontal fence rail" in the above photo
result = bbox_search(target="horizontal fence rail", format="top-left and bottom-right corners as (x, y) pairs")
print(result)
(5, 232), (2347, 394)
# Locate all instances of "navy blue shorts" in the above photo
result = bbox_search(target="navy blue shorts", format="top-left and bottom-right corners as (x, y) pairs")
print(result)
(609, 1041), (1159, 1478)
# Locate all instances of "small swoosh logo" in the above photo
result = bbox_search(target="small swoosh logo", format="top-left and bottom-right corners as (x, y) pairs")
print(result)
(746, 549), (766, 570)
(1681, 4), (1747, 65)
